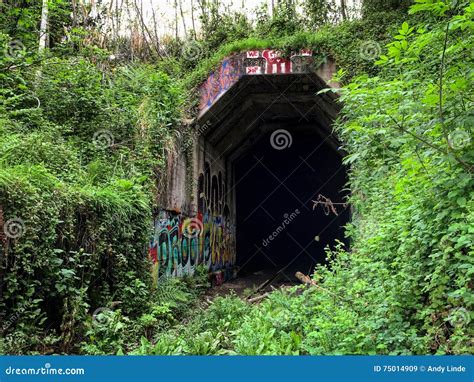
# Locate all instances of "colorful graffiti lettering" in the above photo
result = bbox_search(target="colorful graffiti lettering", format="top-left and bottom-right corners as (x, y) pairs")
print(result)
(149, 163), (236, 283)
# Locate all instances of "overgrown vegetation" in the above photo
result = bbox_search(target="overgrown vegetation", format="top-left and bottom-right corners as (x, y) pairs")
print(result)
(1, 0), (472, 355)
(0, 17), (185, 352)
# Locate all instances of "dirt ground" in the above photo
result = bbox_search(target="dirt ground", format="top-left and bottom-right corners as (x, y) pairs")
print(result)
(205, 268), (298, 299)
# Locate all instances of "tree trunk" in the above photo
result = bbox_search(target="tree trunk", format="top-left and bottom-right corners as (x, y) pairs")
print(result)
(39, 0), (49, 51)
(190, 0), (197, 37)
(179, 0), (187, 38)
(174, 0), (179, 39)
(340, 0), (347, 21)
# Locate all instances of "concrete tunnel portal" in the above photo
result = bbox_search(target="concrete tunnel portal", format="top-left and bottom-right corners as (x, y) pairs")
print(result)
(150, 49), (349, 285)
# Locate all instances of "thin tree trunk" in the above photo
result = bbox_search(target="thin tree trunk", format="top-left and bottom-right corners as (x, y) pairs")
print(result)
(107, 0), (115, 42)
(179, 0), (187, 38)
(190, 0), (196, 37)
(151, 6), (164, 56)
(71, 0), (77, 27)
(340, 0), (347, 21)
(125, 0), (135, 60)
(133, 0), (154, 58)
(39, 0), (49, 51)
(174, 0), (178, 39)
(197, 0), (208, 31)
(116, 0), (123, 39)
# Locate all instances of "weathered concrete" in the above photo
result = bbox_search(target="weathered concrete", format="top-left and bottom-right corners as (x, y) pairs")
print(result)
(149, 49), (343, 284)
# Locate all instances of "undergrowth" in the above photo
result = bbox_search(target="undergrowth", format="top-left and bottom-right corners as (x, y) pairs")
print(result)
(1, 0), (472, 355)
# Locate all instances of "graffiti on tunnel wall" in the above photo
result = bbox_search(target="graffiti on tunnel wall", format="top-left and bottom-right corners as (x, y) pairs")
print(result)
(199, 49), (314, 115)
(149, 162), (235, 282)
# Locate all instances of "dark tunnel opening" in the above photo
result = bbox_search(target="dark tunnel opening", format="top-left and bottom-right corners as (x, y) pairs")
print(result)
(234, 125), (349, 281)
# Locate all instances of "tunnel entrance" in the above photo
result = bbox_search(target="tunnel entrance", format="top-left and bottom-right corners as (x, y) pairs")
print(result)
(234, 125), (349, 281)
(184, 56), (349, 286)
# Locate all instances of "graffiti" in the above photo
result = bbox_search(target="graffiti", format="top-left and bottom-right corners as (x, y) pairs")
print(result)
(149, 163), (235, 282)
(199, 58), (243, 113)
(262, 50), (292, 74)
(198, 49), (314, 115)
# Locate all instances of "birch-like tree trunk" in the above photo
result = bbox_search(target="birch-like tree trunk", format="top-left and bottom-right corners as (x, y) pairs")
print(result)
(190, 0), (197, 37)
(179, 0), (187, 38)
(39, 0), (49, 51)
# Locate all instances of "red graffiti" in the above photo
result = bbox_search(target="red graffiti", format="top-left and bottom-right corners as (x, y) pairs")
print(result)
(246, 66), (261, 74)
(149, 244), (158, 263)
(262, 50), (292, 74)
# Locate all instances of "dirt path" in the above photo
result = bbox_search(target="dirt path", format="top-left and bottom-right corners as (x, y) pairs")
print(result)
(205, 268), (297, 299)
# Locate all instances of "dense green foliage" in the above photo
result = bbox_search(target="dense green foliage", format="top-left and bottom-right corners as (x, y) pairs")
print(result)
(1, 0), (472, 355)
(0, 34), (185, 353)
